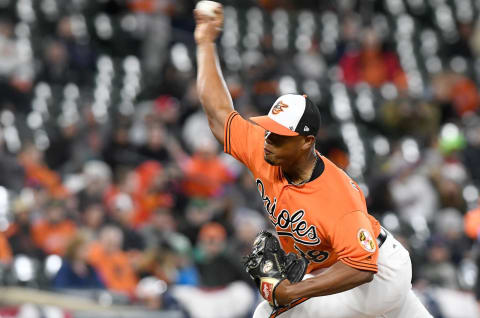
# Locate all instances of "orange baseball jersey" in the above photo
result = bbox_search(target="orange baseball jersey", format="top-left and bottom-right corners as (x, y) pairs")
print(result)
(224, 111), (381, 273)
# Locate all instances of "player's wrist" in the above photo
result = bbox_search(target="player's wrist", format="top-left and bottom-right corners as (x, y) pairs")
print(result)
(274, 279), (295, 306)
(284, 281), (300, 302)
(196, 41), (216, 47)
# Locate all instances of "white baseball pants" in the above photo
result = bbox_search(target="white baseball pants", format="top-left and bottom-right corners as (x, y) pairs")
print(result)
(253, 232), (433, 318)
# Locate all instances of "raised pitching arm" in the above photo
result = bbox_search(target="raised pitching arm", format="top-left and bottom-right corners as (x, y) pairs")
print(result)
(194, 4), (234, 145)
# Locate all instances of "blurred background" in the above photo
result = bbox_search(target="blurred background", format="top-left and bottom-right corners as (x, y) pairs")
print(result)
(0, 0), (479, 317)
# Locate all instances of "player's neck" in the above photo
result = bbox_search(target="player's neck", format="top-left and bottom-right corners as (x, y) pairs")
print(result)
(282, 150), (317, 185)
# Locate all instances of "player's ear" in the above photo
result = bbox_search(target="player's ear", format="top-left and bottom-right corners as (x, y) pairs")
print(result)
(301, 135), (315, 150)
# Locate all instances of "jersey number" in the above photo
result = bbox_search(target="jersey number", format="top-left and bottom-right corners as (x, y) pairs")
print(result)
(294, 245), (329, 263)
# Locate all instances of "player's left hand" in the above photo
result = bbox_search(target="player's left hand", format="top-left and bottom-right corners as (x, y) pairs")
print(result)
(244, 232), (308, 308)
(273, 279), (294, 306)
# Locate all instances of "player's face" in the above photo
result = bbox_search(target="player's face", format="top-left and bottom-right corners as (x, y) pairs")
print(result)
(263, 131), (306, 166)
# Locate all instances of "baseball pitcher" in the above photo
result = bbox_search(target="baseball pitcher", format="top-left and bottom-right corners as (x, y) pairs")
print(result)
(194, 3), (433, 318)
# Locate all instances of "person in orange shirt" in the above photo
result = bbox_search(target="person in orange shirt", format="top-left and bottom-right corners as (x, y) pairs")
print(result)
(0, 232), (12, 265)
(465, 202), (480, 240)
(194, 5), (431, 318)
(182, 138), (233, 198)
(88, 225), (138, 295)
(133, 161), (174, 226)
(104, 163), (174, 228)
(32, 200), (76, 256)
(18, 143), (68, 198)
(450, 76), (479, 116)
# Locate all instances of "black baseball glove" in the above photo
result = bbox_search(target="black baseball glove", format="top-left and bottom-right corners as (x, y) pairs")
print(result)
(244, 231), (308, 308)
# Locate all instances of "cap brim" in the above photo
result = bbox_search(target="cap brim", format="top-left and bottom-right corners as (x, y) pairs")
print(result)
(249, 116), (299, 136)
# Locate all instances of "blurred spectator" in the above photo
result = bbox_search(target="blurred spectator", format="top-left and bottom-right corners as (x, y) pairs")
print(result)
(141, 209), (199, 286)
(69, 110), (105, 169)
(434, 208), (470, 265)
(465, 202), (480, 241)
(180, 199), (219, 244)
(110, 193), (145, 251)
(0, 18), (18, 78)
(420, 237), (459, 289)
(141, 208), (177, 249)
(134, 161), (176, 226)
(32, 200), (77, 256)
(0, 232), (12, 265)
(463, 124), (480, 184)
(18, 143), (68, 198)
(88, 225), (138, 295)
(5, 193), (44, 259)
(56, 16), (96, 84)
(38, 40), (70, 85)
(293, 43), (326, 80)
(231, 209), (266, 257)
(0, 18), (33, 112)
(181, 112), (216, 152)
(138, 123), (172, 164)
(105, 161), (175, 228)
(339, 27), (406, 90)
(45, 122), (78, 172)
(53, 234), (105, 289)
(388, 154), (439, 224)
(194, 222), (246, 288)
(182, 138), (233, 198)
(81, 202), (106, 239)
(77, 160), (112, 211)
(102, 124), (141, 171)
(432, 72), (480, 120)
(234, 169), (265, 213)
(153, 96), (182, 132)
(141, 239), (199, 287)
(430, 153), (467, 211)
(173, 242), (199, 286)
(136, 1), (172, 79)
(380, 98), (441, 142)
(0, 129), (24, 192)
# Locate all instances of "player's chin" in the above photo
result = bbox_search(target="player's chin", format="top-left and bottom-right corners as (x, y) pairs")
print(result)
(264, 153), (279, 166)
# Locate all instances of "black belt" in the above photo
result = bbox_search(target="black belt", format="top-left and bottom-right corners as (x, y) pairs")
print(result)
(376, 227), (387, 248)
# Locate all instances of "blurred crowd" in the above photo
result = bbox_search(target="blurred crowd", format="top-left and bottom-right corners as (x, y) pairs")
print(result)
(0, 0), (480, 317)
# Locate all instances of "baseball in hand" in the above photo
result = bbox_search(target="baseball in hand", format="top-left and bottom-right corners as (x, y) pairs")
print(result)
(195, 1), (221, 17)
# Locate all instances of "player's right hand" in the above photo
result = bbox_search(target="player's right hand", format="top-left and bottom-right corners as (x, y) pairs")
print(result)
(194, 4), (223, 45)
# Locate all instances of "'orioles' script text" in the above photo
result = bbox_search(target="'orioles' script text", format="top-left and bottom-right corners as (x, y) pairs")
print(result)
(256, 178), (320, 246)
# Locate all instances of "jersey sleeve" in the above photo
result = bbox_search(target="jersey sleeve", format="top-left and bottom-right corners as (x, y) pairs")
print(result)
(331, 210), (379, 273)
(224, 111), (265, 173)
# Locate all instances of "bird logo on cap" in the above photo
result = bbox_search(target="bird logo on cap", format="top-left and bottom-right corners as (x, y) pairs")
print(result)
(271, 101), (289, 115)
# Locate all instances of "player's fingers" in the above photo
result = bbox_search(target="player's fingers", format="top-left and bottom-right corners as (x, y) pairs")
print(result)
(213, 9), (223, 29)
(194, 9), (211, 24)
(214, 7), (223, 20)
(193, 10), (202, 22)
(194, 10), (207, 22)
